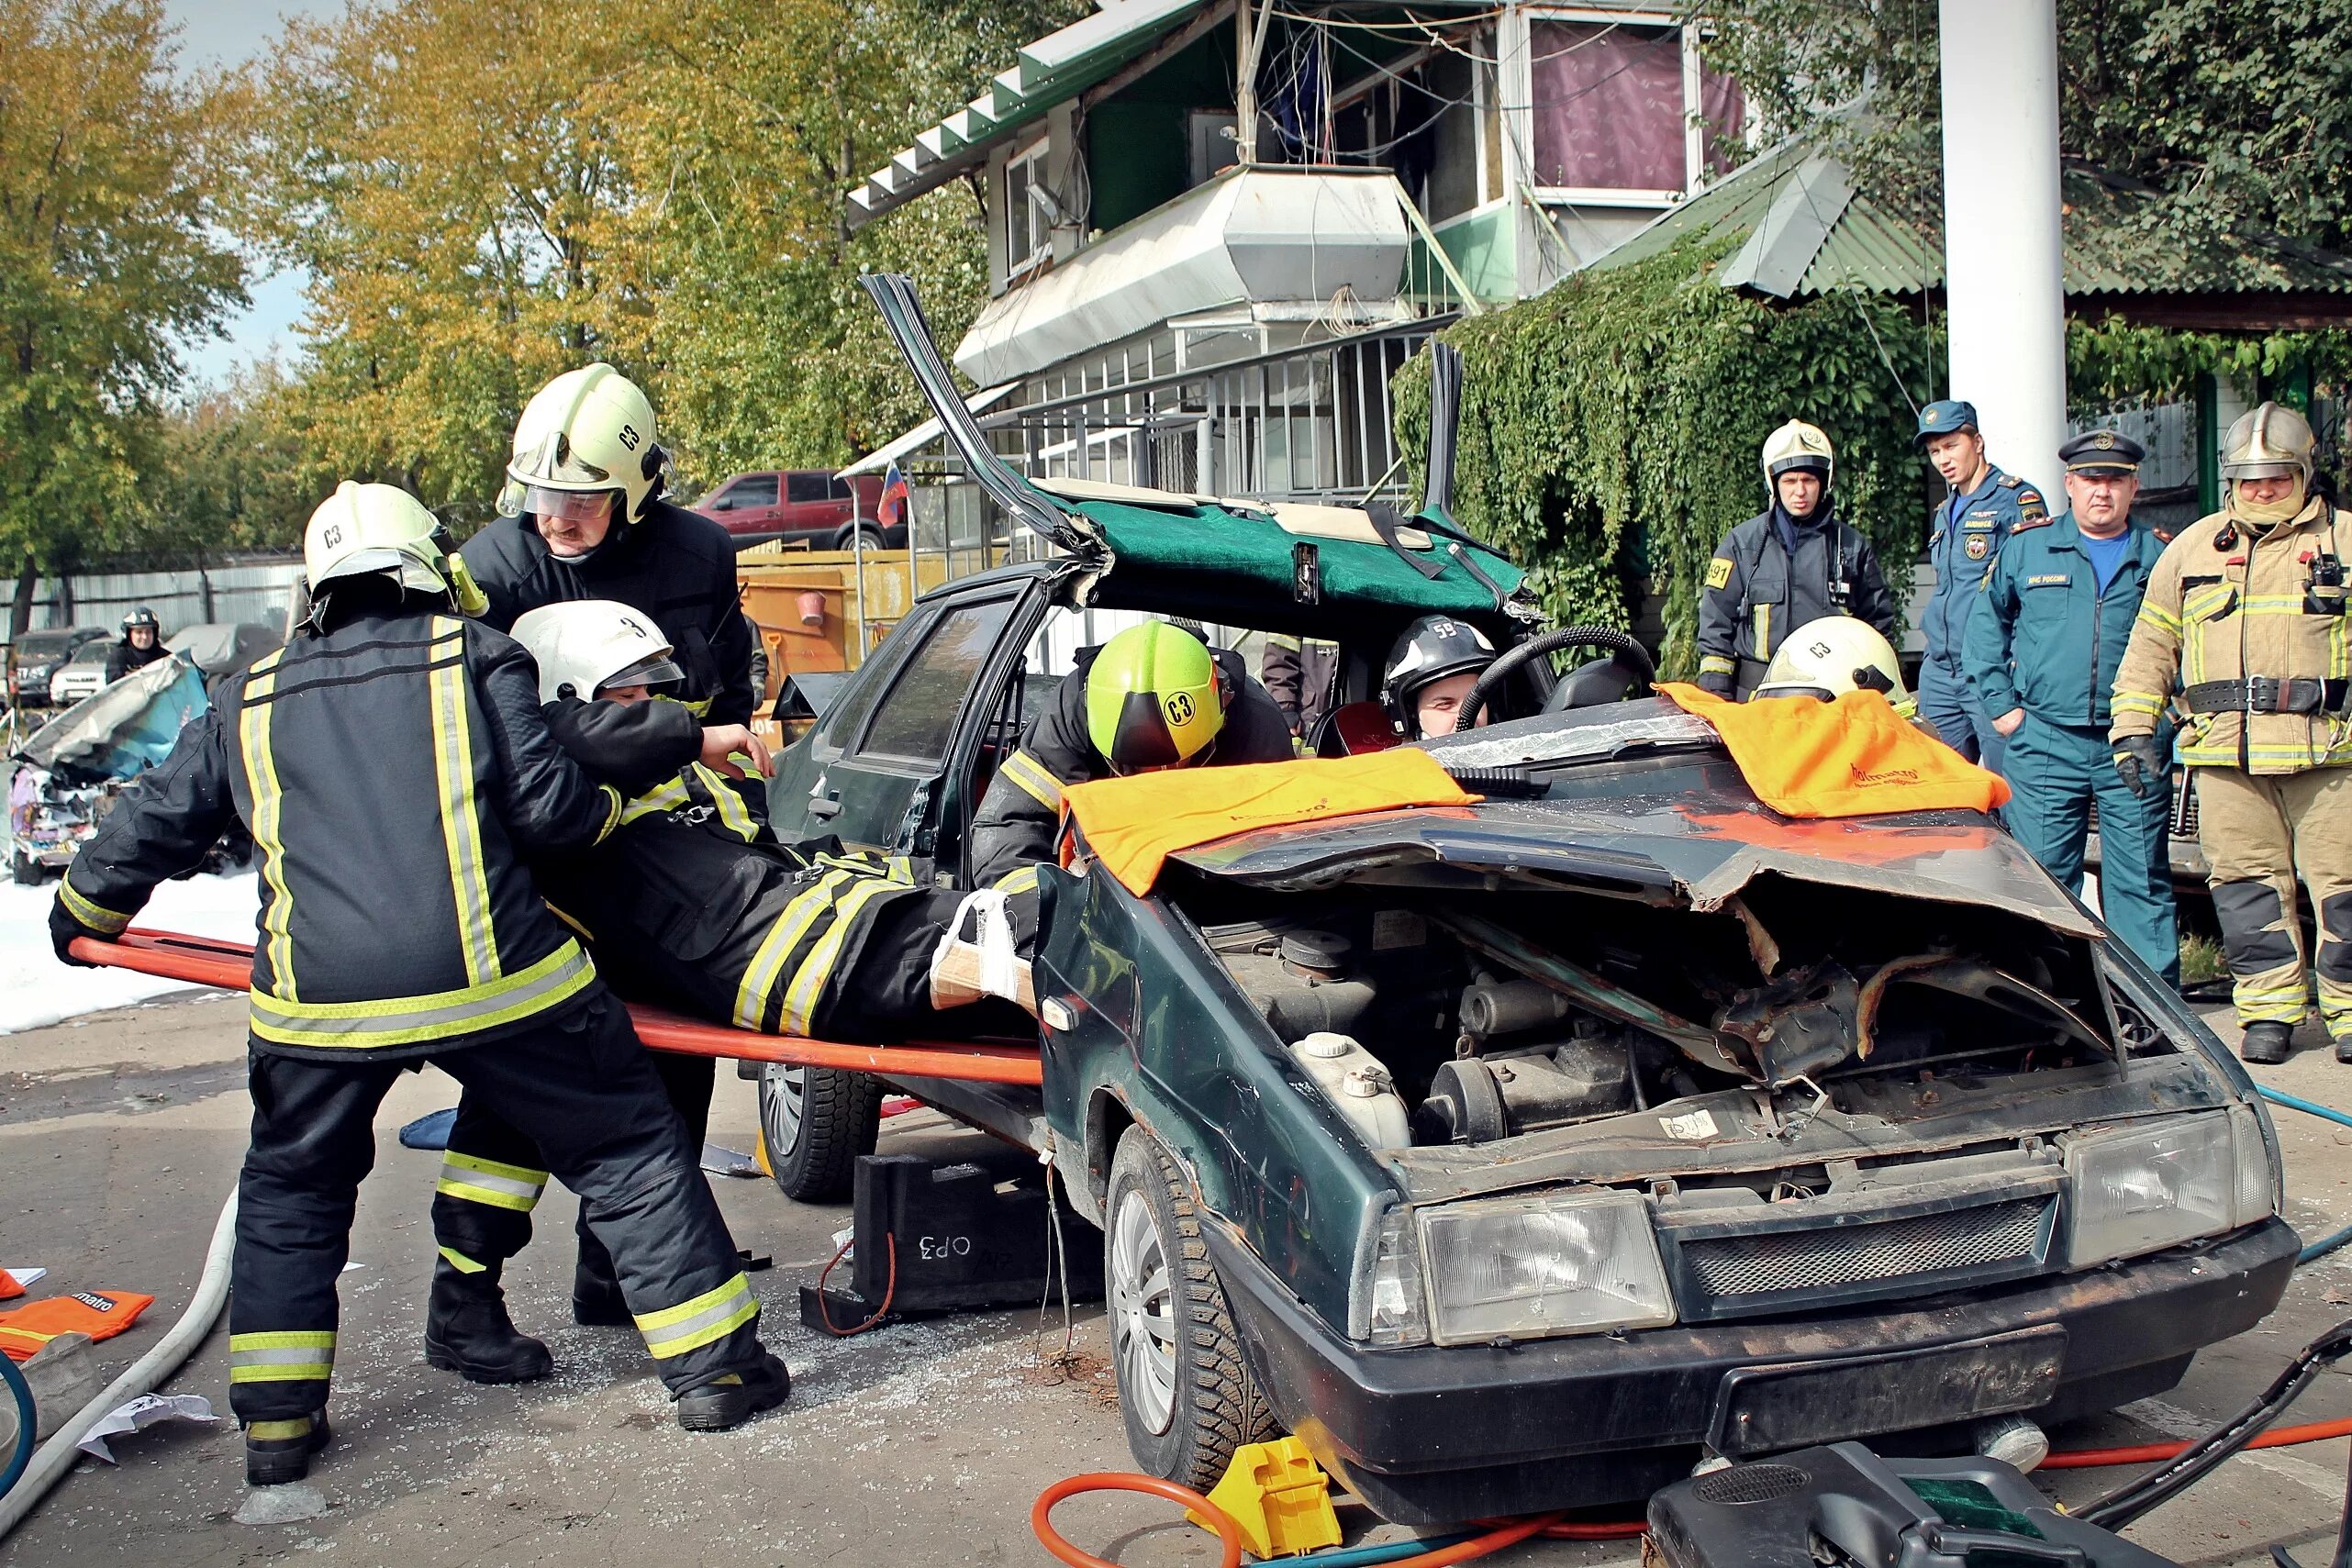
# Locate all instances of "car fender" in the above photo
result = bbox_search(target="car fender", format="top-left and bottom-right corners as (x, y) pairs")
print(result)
(1033, 859), (1399, 1332)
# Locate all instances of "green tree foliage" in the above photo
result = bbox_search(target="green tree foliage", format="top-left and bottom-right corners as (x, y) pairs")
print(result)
(249, 0), (1083, 529)
(146, 363), (327, 562)
(1690, 0), (2352, 257)
(0, 0), (247, 630)
(1397, 239), (1933, 677)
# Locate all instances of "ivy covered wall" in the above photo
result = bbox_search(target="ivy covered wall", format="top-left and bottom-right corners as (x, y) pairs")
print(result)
(1396, 235), (2352, 680)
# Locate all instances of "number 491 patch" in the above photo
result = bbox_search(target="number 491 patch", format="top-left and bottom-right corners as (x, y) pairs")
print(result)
(1704, 557), (1733, 591)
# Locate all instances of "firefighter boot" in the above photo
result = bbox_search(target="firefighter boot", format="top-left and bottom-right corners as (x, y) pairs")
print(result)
(675, 1352), (791, 1432)
(424, 1259), (553, 1384)
(2242, 1021), (2294, 1066)
(245, 1410), (331, 1486)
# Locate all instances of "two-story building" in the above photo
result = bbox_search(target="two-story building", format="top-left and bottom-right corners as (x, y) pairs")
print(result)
(842, 0), (1744, 571)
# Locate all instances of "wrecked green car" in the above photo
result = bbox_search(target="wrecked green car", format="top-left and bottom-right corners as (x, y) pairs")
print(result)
(752, 277), (2293, 1524)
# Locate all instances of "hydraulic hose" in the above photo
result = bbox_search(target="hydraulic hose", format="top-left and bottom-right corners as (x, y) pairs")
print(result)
(0, 1189), (237, 1540)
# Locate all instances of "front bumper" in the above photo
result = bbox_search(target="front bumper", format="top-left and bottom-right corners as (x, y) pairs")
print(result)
(1207, 1217), (2298, 1524)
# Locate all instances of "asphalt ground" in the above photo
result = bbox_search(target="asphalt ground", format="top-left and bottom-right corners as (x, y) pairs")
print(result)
(2, 992), (2350, 1566)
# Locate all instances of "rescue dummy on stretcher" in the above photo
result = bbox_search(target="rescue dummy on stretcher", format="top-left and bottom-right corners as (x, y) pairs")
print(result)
(512, 602), (1037, 1040)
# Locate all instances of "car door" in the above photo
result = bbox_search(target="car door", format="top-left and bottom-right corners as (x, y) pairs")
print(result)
(707, 473), (781, 539)
(779, 472), (839, 546)
(767, 576), (1049, 868)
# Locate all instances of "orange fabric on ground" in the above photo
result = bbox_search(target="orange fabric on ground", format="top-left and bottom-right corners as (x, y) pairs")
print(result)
(0, 1271), (22, 1302)
(0, 1289), (155, 1362)
(1658, 683), (2010, 818)
(1063, 750), (1479, 895)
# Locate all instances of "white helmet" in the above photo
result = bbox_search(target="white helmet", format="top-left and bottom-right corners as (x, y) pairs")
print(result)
(305, 482), (457, 596)
(1753, 616), (1913, 717)
(509, 600), (683, 704)
(1761, 419), (1835, 489)
(500, 363), (665, 522)
(2220, 400), (2315, 485)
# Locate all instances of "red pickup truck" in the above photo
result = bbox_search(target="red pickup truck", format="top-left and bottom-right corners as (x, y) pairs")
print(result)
(689, 470), (899, 550)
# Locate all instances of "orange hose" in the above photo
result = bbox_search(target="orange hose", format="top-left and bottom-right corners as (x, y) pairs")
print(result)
(1031, 1473), (1245, 1568)
(2037, 1415), (2352, 1469)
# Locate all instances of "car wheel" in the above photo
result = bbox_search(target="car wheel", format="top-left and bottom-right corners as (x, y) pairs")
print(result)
(837, 524), (886, 552)
(9, 848), (42, 885)
(757, 1063), (882, 1202)
(1106, 1127), (1276, 1489)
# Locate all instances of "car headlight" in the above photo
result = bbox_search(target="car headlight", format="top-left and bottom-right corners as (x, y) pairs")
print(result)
(2066, 1112), (2272, 1268)
(1417, 1190), (1674, 1345)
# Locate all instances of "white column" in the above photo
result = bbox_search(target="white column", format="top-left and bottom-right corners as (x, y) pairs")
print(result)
(1937, 0), (2068, 493)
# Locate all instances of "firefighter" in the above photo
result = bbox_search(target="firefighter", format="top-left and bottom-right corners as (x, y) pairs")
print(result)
(1382, 615), (1498, 739)
(460, 364), (756, 725)
(970, 619), (1295, 890)
(1751, 615), (1917, 715)
(517, 600), (1037, 1035)
(1916, 398), (2050, 769)
(104, 606), (168, 683)
(1264, 634), (1340, 747)
(1966, 429), (2177, 984)
(1697, 420), (1897, 699)
(2111, 402), (2352, 1064)
(48, 484), (786, 1485)
(449, 363), (764, 1333)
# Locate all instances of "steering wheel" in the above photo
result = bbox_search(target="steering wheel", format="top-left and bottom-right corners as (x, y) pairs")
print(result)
(1455, 627), (1655, 733)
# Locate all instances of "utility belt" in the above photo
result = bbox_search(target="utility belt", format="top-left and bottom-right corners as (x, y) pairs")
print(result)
(2180, 676), (2350, 717)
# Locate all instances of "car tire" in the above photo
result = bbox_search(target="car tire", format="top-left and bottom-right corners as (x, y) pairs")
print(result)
(1105, 1127), (1276, 1490)
(836, 524), (886, 552)
(9, 848), (42, 886)
(757, 1063), (882, 1202)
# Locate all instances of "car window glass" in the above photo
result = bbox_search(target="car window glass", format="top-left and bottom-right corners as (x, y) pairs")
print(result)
(731, 475), (778, 508)
(786, 473), (830, 505)
(829, 476), (853, 502)
(856, 595), (1019, 763)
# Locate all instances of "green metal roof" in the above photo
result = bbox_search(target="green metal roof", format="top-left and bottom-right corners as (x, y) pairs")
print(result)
(1588, 140), (2352, 299)
(845, 0), (1214, 232)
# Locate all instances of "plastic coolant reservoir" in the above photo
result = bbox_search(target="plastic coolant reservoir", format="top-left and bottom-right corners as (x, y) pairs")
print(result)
(1288, 1032), (1411, 1150)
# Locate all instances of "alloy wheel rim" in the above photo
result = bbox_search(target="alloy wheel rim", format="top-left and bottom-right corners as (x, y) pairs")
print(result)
(763, 1064), (808, 1155)
(1109, 1186), (1178, 1435)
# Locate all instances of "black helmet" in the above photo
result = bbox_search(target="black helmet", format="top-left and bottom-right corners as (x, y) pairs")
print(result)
(122, 606), (159, 633)
(1381, 615), (1496, 733)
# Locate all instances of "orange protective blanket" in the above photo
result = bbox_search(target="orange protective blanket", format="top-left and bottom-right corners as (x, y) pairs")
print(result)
(1659, 683), (2011, 818)
(0, 1289), (155, 1362)
(1063, 750), (1480, 895)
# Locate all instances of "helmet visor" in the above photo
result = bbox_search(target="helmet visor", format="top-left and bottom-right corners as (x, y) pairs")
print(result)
(596, 652), (684, 697)
(529, 486), (619, 525)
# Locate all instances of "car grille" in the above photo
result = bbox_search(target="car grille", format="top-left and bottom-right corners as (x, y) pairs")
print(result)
(1665, 1195), (2056, 1321)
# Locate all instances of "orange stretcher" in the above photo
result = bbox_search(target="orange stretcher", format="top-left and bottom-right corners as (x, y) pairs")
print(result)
(70, 929), (1045, 1087)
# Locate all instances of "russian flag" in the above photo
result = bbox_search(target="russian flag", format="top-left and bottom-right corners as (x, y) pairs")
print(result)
(878, 462), (909, 532)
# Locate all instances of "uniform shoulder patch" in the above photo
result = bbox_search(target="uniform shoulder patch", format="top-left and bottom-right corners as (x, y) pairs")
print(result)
(2016, 488), (2042, 505)
(1704, 557), (1733, 590)
(2009, 514), (2054, 532)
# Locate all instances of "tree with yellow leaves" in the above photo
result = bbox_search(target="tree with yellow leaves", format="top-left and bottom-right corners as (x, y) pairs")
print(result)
(0, 0), (247, 633)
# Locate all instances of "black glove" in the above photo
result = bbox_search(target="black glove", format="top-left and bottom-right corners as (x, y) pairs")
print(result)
(1695, 670), (1736, 699)
(50, 897), (106, 968)
(2112, 734), (2164, 799)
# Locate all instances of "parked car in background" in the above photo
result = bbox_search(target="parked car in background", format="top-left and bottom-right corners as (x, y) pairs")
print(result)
(48, 639), (116, 706)
(7, 626), (108, 709)
(167, 620), (284, 676)
(691, 470), (897, 550)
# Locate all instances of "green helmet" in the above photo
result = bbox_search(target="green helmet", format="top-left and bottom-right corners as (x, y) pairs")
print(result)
(1085, 622), (1225, 774)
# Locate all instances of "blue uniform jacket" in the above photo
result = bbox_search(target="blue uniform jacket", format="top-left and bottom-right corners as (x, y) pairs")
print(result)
(1962, 511), (2168, 730)
(1923, 464), (2047, 667)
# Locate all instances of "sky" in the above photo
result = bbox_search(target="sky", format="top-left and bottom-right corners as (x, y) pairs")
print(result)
(162, 0), (346, 388)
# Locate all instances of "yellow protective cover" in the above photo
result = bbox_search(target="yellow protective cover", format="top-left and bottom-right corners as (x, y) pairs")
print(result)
(1659, 683), (2010, 818)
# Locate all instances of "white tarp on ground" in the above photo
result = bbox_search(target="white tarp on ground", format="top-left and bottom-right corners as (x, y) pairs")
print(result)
(0, 872), (259, 1034)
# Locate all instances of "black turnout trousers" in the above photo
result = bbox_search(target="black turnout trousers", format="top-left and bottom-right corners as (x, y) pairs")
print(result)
(231, 995), (759, 1421)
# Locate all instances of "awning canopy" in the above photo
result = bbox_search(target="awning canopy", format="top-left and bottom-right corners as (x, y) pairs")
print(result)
(953, 167), (1413, 385)
(845, 0), (1216, 232)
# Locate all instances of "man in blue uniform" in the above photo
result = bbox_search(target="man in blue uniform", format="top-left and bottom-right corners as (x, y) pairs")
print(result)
(1963, 429), (2177, 984)
(1917, 399), (2049, 771)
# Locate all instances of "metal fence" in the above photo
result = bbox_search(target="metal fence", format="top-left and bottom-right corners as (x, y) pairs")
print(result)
(898, 315), (1456, 583)
(8, 558), (301, 648)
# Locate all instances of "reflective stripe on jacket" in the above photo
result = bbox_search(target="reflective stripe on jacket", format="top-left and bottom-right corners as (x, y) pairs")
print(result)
(2110, 500), (2352, 773)
(61, 608), (623, 1059)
